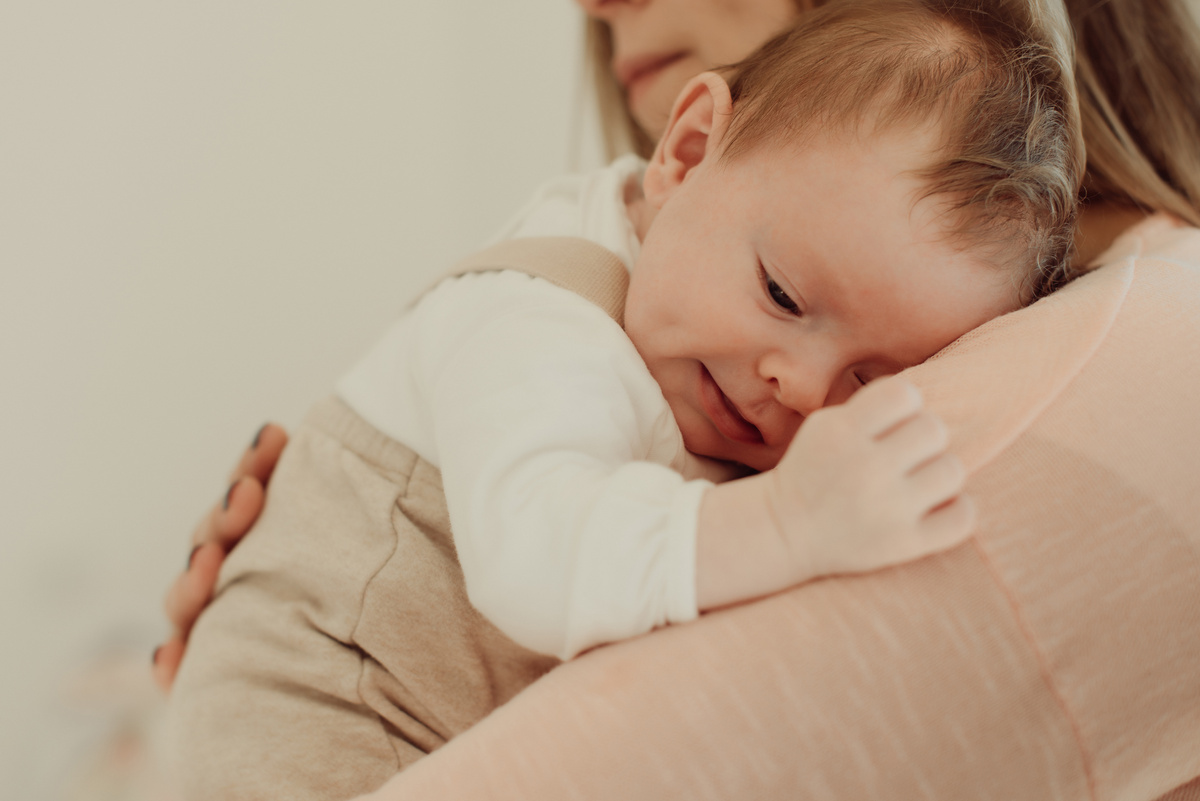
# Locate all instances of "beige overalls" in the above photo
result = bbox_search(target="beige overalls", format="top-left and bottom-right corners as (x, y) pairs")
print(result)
(168, 237), (631, 801)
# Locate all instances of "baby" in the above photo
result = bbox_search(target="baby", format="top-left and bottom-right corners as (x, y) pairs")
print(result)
(168, 1), (1080, 799)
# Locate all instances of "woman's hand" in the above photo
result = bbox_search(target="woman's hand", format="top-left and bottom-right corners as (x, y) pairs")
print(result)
(152, 423), (288, 691)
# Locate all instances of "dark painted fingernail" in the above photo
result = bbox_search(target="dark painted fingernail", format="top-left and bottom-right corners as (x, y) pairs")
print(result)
(251, 424), (268, 450)
(223, 480), (238, 511)
(188, 545), (202, 570)
(152, 646), (162, 667)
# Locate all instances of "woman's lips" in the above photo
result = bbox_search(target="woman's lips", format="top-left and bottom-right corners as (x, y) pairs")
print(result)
(698, 365), (764, 445)
(614, 52), (686, 104)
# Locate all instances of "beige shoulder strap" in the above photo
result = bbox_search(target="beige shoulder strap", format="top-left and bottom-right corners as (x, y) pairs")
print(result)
(444, 236), (629, 327)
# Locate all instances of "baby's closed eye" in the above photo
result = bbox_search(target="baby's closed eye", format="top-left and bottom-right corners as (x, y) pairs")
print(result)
(758, 264), (801, 315)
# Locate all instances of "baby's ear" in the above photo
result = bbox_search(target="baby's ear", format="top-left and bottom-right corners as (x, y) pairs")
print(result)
(643, 72), (734, 207)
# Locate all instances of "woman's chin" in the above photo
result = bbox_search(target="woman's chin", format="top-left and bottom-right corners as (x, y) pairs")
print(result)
(628, 60), (698, 143)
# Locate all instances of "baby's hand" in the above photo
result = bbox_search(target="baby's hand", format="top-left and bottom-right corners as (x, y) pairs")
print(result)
(765, 376), (975, 581)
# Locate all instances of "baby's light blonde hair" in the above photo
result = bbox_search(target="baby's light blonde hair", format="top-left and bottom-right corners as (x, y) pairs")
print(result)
(718, 0), (1082, 302)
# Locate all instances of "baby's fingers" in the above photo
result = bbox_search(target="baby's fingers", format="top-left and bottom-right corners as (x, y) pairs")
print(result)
(877, 410), (950, 474)
(846, 376), (923, 438)
(908, 451), (967, 512)
(916, 493), (978, 554)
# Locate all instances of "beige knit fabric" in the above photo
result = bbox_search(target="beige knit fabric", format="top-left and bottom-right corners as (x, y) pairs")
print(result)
(356, 230), (1200, 800)
(448, 236), (629, 326)
(168, 238), (628, 801)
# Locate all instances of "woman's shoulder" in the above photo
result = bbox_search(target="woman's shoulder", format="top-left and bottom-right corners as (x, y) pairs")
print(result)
(1094, 212), (1200, 270)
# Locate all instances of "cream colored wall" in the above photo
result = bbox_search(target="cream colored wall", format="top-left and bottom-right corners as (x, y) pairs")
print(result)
(0, 2), (591, 797)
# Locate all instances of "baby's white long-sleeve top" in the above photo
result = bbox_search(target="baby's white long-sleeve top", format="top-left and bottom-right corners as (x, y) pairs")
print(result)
(336, 157), (714, 660)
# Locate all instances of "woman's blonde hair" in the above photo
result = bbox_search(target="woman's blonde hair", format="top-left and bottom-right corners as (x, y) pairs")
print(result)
(1067, 0), (1200, 226)
(585, 16), (657, 164)
(584, 0), (1200, 226)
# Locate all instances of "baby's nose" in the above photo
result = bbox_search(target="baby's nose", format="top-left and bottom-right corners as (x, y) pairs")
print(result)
(766, 367), (827, 418)
(761, 344), (864, 416)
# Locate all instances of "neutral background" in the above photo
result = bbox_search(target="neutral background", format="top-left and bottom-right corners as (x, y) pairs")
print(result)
(1, 3), (592, 798)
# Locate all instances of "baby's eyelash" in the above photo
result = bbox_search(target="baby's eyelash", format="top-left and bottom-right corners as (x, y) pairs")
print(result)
(759, 264), (801, 315)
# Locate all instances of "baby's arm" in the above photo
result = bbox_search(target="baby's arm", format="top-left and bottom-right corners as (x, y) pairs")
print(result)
(415, 271), (711, 659)
(696, 376), (974, 611)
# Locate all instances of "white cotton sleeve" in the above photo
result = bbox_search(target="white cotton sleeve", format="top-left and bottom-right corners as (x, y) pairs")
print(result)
(410, 271), (709, 660)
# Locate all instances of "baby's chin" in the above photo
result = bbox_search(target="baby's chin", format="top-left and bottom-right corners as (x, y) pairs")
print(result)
(673, 406), (781, 475)
(691, 436), (782, 475)
(678, 449), (761, 483)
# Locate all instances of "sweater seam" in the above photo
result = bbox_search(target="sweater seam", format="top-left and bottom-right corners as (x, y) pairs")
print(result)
(970, 536), (1097, 800)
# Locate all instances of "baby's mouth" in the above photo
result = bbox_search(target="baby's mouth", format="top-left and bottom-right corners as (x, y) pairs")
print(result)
(698, 365), (764, 445)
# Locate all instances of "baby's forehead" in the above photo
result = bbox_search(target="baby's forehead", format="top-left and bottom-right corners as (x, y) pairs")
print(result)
(707, 139), (1011, 293)
(727, 107), (949, 171)
(709, 0), (1078, 306)
(708, 121), (949, 220)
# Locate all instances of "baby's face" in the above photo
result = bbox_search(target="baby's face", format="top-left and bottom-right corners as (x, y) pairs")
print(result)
(625, 127), (1023, 471)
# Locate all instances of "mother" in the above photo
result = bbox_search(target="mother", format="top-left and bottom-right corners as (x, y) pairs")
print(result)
(159, 1), (1200, 798)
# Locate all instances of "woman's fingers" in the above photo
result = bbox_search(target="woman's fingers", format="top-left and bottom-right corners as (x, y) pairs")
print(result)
(189, 474), (267, 549)
(157, 540), (225, 692)
(165, 541), (225, 635)
(190, 424), (285, 549)
(158, 423), (287, 693)
(218, 475), (268, 548)
(228, 423), (289, 485)
(158, 540), (225, 691)
(152, 635), (186, 693)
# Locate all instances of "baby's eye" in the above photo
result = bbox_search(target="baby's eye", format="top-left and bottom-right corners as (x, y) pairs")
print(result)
(760, 266), (800, 315)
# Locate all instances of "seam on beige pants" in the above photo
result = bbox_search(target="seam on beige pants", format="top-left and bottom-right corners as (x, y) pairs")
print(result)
(352, 648), (407, 770)
(347, 459), (409, 770)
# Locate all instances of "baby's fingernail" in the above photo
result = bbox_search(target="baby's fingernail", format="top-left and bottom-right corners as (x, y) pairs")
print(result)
(188, 545), (202, 570)
(152, 646), (162, 667)
(223, 480), (238, 511)
(251, 424), (267, 450)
